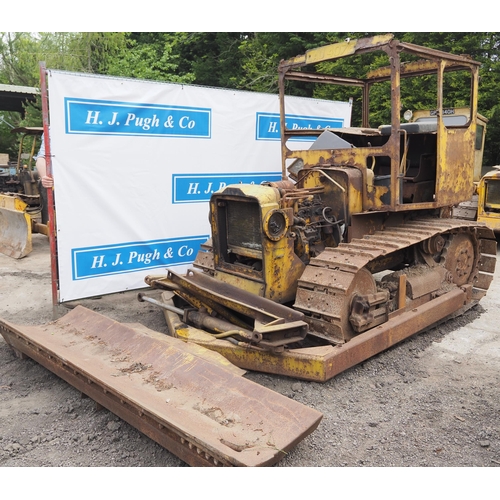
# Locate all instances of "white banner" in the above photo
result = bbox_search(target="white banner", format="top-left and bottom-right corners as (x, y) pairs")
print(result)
(47, 70), (351, 302)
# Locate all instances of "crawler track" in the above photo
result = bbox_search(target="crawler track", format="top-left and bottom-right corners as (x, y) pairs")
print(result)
(294, 217), (497, 343)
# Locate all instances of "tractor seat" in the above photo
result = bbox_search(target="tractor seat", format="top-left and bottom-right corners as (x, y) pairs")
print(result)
(379, 122), (438, 136)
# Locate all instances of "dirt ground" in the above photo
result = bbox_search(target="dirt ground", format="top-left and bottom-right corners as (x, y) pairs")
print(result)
(0, 233), (499, 470)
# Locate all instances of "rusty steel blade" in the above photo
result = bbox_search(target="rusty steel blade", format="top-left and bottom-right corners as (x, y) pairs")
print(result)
(0, 306), (322, 466)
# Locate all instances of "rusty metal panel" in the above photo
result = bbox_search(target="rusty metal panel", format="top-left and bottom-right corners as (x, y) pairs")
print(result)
(321, 287), (467, 380)
(298, 264), (355, 288)
(0, 306), (322, 467)
(368, 59), (441, 80)
(310, 247), (380, 272)
(294, 287), (345, 318)
(478, 214), (500, 233)
(480, 237), (498, 256)
(404, 267), (447, 299)
(305, 35), (394, 65)
(280, 34), (394, 71)
(367, 59), (475, 81)
(474, 272), (494, 290)
(436, 127), (475, 205)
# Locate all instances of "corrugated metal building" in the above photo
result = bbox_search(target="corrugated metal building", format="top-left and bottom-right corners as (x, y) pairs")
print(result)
(0, 84), (39, 116)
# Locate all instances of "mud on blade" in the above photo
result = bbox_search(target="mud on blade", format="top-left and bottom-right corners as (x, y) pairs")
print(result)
(0, 306), (322, 467)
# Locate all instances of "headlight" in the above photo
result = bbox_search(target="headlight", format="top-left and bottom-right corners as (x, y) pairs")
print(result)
(264, 209), (288, 241)
(404, 109), (413, 122)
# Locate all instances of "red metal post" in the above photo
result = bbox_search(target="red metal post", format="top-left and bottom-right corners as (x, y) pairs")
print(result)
(39, 63), (59, 314)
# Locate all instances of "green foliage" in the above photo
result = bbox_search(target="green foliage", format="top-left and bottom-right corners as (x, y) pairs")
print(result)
(237, 36), (280, 93)
(173, 32), (249, 88)
(0, 119), (17, 158)
(236, 33), (329, 93)
(0, 32), (130, 153)
(484, 105), (500, 166)
(2, 32), (500, 165)
(105, 33), (194, 83)
(0, 32), (129, 86)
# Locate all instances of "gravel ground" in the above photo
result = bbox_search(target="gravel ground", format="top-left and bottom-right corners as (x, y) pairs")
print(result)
(1, 233), (499, 474)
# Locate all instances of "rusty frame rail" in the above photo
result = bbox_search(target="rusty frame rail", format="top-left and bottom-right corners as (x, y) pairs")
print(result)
(161, 287), (469, 382)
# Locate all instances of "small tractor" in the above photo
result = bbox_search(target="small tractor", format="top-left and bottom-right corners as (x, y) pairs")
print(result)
(0, 35), (497, 467)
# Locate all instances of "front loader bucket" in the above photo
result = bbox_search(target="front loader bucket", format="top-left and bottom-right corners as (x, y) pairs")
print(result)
(0, 306), (322, 467)
(0, 206), (32, 258)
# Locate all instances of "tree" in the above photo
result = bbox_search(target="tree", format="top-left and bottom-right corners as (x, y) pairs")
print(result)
(2, 32), (500, 165)
(0, 32), (129, 154)
(105, 33), (194, 83)
(236, 32), (330, 93)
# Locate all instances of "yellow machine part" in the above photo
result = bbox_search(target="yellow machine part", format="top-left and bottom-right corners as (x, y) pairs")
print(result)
(157, 285), (472, 382)
(209, 183), (306, 304)
(0, 195), (32, 259)
(477, 169), (500, 232)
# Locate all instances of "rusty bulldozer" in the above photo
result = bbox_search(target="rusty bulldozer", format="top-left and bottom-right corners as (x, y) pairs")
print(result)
(0, 35), (497, 466)
(144, 34), (497, 380)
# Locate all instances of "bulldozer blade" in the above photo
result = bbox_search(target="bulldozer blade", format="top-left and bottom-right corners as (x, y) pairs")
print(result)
(0, 306), (322, 467)
(0, 206), (32, 258)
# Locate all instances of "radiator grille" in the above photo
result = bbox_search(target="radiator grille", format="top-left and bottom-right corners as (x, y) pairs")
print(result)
(226, 200), (262, 252)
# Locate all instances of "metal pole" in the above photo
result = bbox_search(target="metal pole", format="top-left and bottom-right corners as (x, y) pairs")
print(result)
(137, 292), (185, 315)
(39, 62), (59, 317)
(278, 69), (287, 181)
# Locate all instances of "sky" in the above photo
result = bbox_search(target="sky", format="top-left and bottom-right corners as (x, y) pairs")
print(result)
(1, 3), (488, 33)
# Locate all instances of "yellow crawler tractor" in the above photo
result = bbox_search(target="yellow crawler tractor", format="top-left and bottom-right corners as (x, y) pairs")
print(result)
(146, 34), (497, 380)
(476, 167), (500, 232)
(0, 35), (497, 467)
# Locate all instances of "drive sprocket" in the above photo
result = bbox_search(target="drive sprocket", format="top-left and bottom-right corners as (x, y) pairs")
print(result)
(441, 230), (479, 286)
